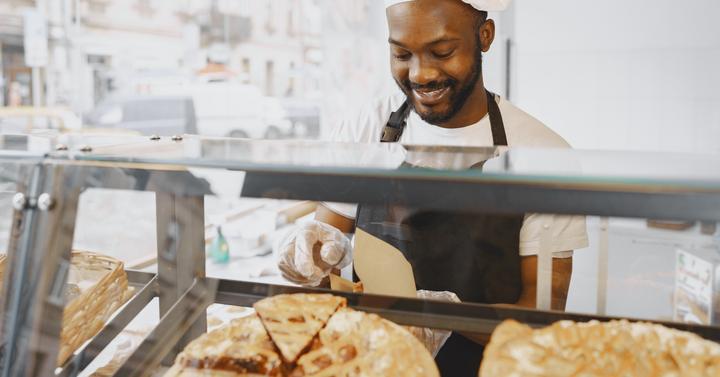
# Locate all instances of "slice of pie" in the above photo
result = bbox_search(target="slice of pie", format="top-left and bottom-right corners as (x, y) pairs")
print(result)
(480, 319), (720, 377)
(166, 315), (283, 377)
(253, 294), (346, 363)
(292, 308), (439, 377)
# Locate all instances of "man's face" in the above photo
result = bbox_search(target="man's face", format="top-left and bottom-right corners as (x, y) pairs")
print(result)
(387, 0), (488, 125)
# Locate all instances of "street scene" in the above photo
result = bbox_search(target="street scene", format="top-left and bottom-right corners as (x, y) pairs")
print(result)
(0, 0), (390, 140)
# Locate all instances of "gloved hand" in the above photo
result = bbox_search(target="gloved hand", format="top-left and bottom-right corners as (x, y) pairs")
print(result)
(275, 220), (352, 287)
(406, 290), (461, 357)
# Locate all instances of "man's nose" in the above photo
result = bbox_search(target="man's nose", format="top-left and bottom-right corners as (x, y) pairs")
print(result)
(409, 58), (440, 86)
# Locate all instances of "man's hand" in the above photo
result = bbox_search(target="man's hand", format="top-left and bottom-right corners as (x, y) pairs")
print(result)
(275, 220), (352, 287)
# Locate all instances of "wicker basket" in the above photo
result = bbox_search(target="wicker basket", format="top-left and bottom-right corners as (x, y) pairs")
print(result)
(0, 251), (133, 366)
(59, 251), (134, 365)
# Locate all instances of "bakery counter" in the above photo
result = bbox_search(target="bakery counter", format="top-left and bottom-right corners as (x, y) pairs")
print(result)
(1, 137), (720, 376)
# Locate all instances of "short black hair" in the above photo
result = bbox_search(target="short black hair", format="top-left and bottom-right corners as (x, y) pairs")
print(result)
(475, 11), (488, 31)
(475, 11), (488, 50)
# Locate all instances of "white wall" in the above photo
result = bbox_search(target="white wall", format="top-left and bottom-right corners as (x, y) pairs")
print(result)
(512, 0), (720, 153)
(319, 0), (392, 136)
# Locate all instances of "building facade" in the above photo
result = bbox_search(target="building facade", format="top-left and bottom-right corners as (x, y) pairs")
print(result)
(0, 0), (324, 113)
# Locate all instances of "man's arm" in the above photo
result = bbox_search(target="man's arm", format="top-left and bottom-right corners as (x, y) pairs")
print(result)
(315, 203), (355, 233)
(316, 205), (575, 310)
(461, 254), (573, 344)
(516, 255), (573, 311)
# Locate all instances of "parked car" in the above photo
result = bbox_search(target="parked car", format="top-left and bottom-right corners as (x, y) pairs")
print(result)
(278, 98), (321, 139)
(87, 84), (293, 139)
(84, 96), (197, 136)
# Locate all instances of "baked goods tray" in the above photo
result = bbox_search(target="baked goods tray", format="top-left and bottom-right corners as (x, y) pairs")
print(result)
(110, 273), (720, 377)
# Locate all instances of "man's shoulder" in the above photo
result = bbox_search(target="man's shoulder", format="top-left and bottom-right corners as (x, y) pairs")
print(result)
(371, 91), (407, 113)
(500, 99), (572, 149)
(332, 92), (406, 143)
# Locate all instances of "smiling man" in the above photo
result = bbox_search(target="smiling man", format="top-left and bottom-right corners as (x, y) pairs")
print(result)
(277, 0), (588, 375)
(389, 0), (491, 128)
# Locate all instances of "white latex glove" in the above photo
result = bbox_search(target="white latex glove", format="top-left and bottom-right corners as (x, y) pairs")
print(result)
(275, 220), (352, 287)
(407, 290), (461, 357)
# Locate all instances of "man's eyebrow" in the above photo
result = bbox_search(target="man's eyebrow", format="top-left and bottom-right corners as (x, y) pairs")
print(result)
(388, 37), (461, 48)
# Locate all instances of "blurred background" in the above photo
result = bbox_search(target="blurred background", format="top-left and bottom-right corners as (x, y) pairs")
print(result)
(1, 0), (719, 152)
(0, 0), (391, 141)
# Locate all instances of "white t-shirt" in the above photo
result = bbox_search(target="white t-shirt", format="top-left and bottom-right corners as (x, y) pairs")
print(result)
(326, 92), (589, 258)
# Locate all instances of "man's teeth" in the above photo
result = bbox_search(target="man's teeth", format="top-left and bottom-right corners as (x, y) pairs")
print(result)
(417, 88), (445, 95)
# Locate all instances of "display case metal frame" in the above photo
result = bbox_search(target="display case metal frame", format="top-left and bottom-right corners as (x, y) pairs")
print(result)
(0, 153), (55, 377)
(0, 140), (719, 376)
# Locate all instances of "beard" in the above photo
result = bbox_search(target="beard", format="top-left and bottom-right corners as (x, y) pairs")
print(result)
(396, 46), (483, 125)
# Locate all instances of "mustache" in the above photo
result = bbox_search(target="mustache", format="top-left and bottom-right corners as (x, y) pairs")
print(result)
(400, 78), (458, 92)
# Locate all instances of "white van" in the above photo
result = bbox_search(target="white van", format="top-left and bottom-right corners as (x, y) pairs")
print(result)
(189, 82), (292, 139)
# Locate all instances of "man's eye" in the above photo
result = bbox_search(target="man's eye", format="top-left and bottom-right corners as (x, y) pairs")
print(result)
(433, 50), (455, 59)
(394, 53), (411, 61)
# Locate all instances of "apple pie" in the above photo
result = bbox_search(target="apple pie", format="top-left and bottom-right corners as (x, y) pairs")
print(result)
(166, 294), (438, 377)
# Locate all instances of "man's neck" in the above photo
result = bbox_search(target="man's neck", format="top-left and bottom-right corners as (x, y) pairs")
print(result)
(437, 78), (488, 129)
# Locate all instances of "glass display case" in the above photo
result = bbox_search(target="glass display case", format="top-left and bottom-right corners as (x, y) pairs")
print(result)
(0, 134), (719, 376)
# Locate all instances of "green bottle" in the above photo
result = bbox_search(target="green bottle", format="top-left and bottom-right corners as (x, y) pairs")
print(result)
(210, 226), (230, 264)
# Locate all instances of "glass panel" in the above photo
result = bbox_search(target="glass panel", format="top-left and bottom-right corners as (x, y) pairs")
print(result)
(52, 136), (720, 193)
(73, 189), (157, 268)
(573, 216), (720, 325)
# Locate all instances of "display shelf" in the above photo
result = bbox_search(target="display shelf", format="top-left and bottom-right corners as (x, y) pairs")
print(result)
(116, 277), (720, 375)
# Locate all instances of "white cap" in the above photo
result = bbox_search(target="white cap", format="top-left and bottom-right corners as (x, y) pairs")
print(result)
(385, 0), (511, 12)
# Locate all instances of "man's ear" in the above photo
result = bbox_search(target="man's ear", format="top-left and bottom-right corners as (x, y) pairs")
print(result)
(479, 19), (496, 52)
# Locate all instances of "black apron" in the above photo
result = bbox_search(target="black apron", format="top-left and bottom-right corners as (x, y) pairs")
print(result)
(355, 91), (524, 376)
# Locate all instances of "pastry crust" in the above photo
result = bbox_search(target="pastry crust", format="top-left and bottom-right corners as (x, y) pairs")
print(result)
(293, 308), (439, 377)
(254, 294), (346, 363)
(480, 319), (720, 377)
(169, 316), (282, 377)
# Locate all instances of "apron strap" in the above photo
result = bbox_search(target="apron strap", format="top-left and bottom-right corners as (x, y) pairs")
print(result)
(486, 90), (508, 146)
(381, 101), (412, 142)
(381, 90), (508, 146)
